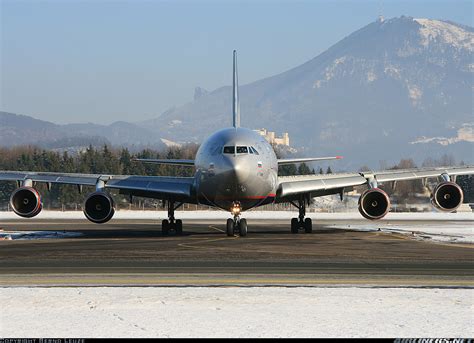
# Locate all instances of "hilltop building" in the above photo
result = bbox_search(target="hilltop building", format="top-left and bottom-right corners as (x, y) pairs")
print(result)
(254, 128), (290, 146)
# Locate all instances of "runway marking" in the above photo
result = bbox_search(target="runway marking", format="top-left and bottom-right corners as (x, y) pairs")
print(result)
(208, 225), (225, 233)
(177, 235), (238, 250)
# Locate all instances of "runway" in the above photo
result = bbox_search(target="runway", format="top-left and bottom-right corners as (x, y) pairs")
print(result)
(0, 216), (473, 287)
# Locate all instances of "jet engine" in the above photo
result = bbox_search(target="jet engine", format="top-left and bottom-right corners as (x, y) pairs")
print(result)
(83, 191), (115, 224)
(431, 181), (463, 212)
(10, 187), (43, 218)
(358, 188), (390, 220)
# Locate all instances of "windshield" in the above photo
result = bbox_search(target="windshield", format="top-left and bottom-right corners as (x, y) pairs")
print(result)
(236, 146), (248, 154)
(223, 146), (235, 154)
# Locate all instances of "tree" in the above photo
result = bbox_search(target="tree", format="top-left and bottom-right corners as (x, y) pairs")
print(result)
(458, 175), (474, 203)
(297, 163), (312, 175)
(279, 164), (298, 176)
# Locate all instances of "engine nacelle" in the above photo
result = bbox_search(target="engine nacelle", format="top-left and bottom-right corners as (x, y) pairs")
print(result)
(431, 181), (463, 212)
(83, 191), (115, 224)
(10, 187), (43, 218)
(358, 188), (390, 220)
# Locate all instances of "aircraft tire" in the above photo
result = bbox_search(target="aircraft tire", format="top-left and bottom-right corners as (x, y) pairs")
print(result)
(176, 219), (183, 235)
(304, 218), (312, 233)
(291, 218), (299, 234)
(239, 218), (247, 237)
(226, 219), (234, 237)
(162, 219), (169, 236)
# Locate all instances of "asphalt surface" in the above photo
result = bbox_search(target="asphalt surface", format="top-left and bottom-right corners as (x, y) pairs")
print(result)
(0, 218), (473, 287)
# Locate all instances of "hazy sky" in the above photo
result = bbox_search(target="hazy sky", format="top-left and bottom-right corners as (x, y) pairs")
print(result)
(1, 0), (472, 125)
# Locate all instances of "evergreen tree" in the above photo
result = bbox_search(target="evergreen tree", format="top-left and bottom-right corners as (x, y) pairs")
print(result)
(297, 163), (312, 175)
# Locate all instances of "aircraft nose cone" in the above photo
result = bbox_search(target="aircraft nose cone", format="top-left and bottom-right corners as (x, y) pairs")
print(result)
(233, 159), (250, 184)
(222, 156), (251, 185)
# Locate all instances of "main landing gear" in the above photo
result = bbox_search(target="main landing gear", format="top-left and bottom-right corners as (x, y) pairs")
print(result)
(227, 202), (247, 237)
(162, 200), (183, 235)
(289, 198), (312, 234)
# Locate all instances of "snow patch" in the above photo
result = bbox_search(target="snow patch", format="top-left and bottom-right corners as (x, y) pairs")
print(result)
(366, 70), (377, 82)
(1, 287), (472, 338)
(407, 83), (422, 105)
(414, 18), (474, 51)
(0, 230), (83, 240)
(330, 222), (474, 244)
(411, 123), (474, 145)
(314, 56), (348, 88)
(160, 138), (181, 147)
(168, 119), (182, 128)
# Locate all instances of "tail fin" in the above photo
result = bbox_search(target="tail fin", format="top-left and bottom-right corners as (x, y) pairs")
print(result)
(232, 50), (240, 128)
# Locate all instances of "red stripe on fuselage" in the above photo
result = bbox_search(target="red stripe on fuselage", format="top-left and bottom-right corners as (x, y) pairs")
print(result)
(240, 193), (276, 200)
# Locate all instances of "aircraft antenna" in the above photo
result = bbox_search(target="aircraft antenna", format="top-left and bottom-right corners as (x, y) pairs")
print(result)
(232, 50), (240, 128)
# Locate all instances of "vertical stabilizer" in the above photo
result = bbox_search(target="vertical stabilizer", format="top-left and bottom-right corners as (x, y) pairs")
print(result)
(232, 50), (240, 128)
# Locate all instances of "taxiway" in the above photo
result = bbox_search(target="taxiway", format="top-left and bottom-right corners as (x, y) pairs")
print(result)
(0, 215), (472, 287)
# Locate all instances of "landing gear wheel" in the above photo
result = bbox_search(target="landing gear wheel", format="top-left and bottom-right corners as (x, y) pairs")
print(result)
(226, 218), (234, 237)
(304, 218), (312, 233)
(162, 219), (169, 236)
(175, 219), (183, 235)
(291, 218), (299, 234)
(239, 218), (247, 237)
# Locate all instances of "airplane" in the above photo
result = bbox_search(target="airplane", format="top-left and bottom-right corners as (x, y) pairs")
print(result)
(1, 51), (473, 237)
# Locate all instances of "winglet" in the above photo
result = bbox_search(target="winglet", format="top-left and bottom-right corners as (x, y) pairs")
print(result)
(232, 50), (240, 128)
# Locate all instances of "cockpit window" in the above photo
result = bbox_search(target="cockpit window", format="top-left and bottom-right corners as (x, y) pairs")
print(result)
(236, 146), (248, 154)
(223, 146), (235, 154)
(251, 146), (259, 155)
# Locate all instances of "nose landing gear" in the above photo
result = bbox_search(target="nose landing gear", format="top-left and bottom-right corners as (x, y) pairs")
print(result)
(162, 200), (183, 235)
(226, 217), (247, 237)
(227, 202), (247, 237)
(289, 197), (312, 234)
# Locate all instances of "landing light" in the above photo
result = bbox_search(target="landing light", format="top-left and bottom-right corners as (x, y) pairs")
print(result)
(231, 202), (241, 216)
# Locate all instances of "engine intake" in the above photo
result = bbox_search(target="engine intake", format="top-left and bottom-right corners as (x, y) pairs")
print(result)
(10, 187), (42, 218)
(358, 188), (390, 220)
(431, 181), (463, 212)
(83, 192), (115, 224)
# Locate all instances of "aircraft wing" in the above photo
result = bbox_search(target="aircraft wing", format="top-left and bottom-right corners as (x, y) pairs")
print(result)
(277, 156), (342, 165)
(276, 166), (474, 200)
(134, 158), (195, 166)
(0, 171), (195, 202)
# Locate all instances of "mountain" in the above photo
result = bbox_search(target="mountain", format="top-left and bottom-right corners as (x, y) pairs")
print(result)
(0, 112), (68, 146)
(0, 112), (166, 151)
(138, 16), (474, 168)
(61, 121), (166, 148)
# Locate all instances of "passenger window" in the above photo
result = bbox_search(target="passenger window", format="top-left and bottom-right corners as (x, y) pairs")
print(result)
(236, 146), (248, 154)
(223, 146), (235, 154)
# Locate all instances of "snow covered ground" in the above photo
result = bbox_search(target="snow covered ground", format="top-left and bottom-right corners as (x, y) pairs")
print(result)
(1, 209), (473, 221)
(0, 287), (472, 338)
(0, 230), (83, 240)
(1, 210), (472, 243)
